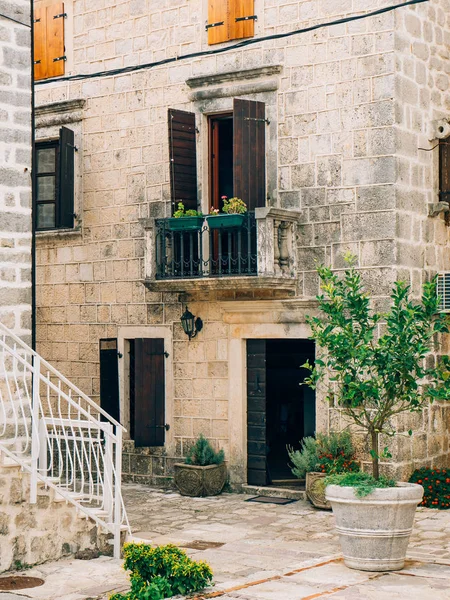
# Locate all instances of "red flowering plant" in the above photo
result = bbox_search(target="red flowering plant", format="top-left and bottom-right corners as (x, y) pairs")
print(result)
(409, 467), (450, 509)
(288, 431), (359, 479)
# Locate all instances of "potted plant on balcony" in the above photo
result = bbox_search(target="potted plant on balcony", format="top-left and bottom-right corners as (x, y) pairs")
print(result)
(174, 435), (227, 497)
(303, 257), (450, 571)
(288, 431), (359, 510)
(166, 202), (204, 231)
(206, 196), (247, 229)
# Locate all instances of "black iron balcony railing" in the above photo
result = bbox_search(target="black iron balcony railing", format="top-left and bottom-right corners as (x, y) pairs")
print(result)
(155, 212), (257, 279)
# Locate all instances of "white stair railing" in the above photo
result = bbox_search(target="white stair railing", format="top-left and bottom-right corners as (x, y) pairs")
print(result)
(0, 323), (130, 558)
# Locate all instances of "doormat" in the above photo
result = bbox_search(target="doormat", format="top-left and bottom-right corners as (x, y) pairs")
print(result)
(246, 496), (296, 505)
(181, 540), (225, 550)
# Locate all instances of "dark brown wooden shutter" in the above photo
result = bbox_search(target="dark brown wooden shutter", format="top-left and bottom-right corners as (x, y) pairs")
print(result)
(233, 99), (266, 211)
(34, 1), (66, 81)
(439, 139), (450, 204)
(230, 0), (256, 41)
(134, 339), (166, 448)
(247, 339), (268, 486)
(168, 109), (198, 214)
(99, 339), (120, 425)
(59, 126), (74, 228)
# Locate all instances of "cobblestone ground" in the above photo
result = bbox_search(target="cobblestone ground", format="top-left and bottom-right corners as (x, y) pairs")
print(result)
(3, 484), (450, 600)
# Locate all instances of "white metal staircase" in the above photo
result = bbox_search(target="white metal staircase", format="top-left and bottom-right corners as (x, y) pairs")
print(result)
(0, 322), (130, 558)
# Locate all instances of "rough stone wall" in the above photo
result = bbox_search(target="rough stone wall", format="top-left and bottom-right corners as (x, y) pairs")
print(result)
(0, 463), (112, 572)
(34, 0), (450, 485)
(0, 1), (32, 339)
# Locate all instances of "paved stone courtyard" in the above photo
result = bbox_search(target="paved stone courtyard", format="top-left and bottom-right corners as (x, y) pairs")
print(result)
(2, 484), (450, 599)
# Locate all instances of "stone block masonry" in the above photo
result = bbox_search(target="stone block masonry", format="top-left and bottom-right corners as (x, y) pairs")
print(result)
(0, 0), (32, 339)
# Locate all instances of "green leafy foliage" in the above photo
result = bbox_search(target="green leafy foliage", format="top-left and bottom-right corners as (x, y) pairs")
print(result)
(303, 258), (450, 479)
(222, 196), (247, 214)
(409, 467), (450, 509)
(109, 543), (213, 600)
(185, 434), (225, 466)
(173, 202), (202, 218)
(325, 471), (396, 498)
(288, 431), (359, 478)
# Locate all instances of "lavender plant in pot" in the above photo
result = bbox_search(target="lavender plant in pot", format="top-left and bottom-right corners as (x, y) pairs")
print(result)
(302, 257), (450, 571)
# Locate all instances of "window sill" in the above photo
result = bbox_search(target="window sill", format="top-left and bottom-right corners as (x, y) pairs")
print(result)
(36, 226), (82, 240)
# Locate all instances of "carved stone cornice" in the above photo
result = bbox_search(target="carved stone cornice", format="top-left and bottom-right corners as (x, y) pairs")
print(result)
(35, 99), (86, 128)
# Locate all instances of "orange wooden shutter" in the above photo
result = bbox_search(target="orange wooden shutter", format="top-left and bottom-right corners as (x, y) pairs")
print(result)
(33, 3), (47, 81)
(46, 2), (66, 78)
(230, 0), (255, 41)
(207, 0), (229, 45)
(33, 1), (65, 80)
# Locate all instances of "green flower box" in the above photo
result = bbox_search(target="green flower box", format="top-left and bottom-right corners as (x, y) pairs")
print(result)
(206, 214), (246, 230)
(166, 216), (204, 232)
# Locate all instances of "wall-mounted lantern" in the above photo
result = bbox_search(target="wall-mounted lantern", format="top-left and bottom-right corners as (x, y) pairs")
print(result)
(180, 306), (203, 340)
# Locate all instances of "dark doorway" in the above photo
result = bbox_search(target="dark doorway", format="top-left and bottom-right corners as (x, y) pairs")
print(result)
(247, 339), (315, 486)
(210, 114), (234, 210)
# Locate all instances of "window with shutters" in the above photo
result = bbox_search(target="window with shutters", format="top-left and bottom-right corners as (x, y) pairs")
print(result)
(168, 99), (266, 214)
(34, 1), (66, 81)
(207, 0), (256, 45)
(35, 127), (75, 231)
(439, 139), (450, 205)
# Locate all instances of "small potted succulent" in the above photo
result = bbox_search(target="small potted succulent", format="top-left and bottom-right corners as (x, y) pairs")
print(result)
(288, 431), (359, 510)
(174, 435), (227, 497)
(167, 202), (204, 231)
(206, 196), (247, 229)
(303, 257), (450, 571)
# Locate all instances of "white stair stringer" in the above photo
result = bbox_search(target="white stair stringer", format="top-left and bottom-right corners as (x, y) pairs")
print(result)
(0, 323), (131, 558)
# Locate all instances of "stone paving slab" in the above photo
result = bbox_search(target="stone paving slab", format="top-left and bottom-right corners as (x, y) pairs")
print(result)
(3, 485), (450, 600)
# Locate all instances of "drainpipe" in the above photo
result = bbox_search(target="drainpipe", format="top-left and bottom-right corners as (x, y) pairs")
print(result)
(30, 0), (36, 350)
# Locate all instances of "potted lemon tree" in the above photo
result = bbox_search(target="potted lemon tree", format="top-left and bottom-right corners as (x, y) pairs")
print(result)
(303, 258), (450, 571)
(206, 196), (247, 229)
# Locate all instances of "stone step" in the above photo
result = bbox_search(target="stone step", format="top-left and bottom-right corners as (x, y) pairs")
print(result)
(242, 485), (306, 501)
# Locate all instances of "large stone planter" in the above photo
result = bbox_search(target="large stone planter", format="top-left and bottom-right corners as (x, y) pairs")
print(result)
(325, 482), (424, 571)
(306, 472), (331, 510)
(174, 463), (227, 497)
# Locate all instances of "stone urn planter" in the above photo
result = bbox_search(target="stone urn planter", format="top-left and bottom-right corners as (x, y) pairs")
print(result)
(306, 472), (331, 510)
(174, 463), (227, 497)
(325, 482), (424, 571)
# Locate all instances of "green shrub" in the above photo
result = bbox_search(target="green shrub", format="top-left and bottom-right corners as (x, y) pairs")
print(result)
(185, 434), (224, 466)
(110, 543), (213, 600)
(409, 467), (450, 509)
(288, 431), (359, 479)
(325, 471), (396, 498)
(173, 202), (202, 218)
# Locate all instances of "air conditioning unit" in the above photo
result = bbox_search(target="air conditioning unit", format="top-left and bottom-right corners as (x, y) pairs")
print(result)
(437, 272), (450, 313)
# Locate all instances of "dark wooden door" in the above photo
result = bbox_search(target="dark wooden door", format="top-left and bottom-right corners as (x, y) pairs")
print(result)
(247, 339), (268, 485)
(134, 338), (166, 448)
(99, 339), (120, 425)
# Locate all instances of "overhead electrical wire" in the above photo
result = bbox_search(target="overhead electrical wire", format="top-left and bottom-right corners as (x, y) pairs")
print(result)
(0, 12), (30, 28)
(35, 0), (429, 86)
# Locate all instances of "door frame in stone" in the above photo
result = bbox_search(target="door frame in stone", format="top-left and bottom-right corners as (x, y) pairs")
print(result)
(117, 326), (175, 453)
(222, 302), (319, 485)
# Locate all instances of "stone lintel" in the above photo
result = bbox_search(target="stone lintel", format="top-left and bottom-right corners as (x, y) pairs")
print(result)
(189, 80), (278, 102)
(186, 65), (283, 89)
(35, 99), (86, 128)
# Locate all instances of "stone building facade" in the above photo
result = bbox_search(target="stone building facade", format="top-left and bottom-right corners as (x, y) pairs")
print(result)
(34, 0), (450, 486)
(0, 1), (32, 339)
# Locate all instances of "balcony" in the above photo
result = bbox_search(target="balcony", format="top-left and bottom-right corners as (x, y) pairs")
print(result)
(142, 208), (301, 294)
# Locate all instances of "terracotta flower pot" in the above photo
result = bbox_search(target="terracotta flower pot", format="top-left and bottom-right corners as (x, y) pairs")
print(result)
(326, 482), (424, 571)
(174, 463), (227, 497)
(306, 472), (331, 510)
